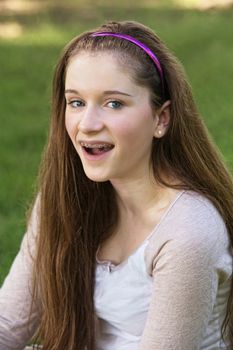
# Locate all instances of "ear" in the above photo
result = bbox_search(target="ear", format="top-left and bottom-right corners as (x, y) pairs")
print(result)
(153, 100), (171, 138)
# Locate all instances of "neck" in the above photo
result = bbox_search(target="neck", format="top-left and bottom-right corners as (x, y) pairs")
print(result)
(111, 173), (174, 220)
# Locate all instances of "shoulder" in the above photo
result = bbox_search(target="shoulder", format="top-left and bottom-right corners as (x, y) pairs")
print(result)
(145, 190), (232, 279)
(21, 193), (41, 259)
(156, 190), (227, 241)
(165, 190), (225, 229)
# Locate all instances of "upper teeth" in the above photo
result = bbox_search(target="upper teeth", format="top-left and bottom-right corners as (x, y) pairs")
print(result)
(81, 142), (112, 149)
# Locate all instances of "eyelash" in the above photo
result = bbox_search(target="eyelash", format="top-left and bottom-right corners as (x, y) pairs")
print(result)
(67, 100), (84, 108)
(107, 100), (123, 109)
(67, 100), (123, 110)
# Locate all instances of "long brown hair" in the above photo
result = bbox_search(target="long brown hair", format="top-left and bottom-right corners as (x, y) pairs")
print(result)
(31, 21), (233, 349)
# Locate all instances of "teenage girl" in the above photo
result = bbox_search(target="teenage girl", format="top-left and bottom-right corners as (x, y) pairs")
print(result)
(0, 20), (233, 350)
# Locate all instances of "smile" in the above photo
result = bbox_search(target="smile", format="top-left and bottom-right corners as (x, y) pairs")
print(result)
(80, 141), (114, 157)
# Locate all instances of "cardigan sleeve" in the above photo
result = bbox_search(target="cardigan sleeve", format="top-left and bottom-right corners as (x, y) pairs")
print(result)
(0, 197), (40, 350)
(139, 195), (232, 350)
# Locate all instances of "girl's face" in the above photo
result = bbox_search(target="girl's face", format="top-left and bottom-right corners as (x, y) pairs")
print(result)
(65, 52), (160, 183)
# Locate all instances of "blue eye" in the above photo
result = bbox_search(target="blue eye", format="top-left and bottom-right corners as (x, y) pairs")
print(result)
(68, 100), (84, 108)
(107, 101), (123, 109)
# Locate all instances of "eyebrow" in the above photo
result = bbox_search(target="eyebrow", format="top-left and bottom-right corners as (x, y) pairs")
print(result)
(64, 89), (133, 97)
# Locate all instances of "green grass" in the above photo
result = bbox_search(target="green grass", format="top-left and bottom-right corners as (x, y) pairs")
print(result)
(0, 3), (233, 284)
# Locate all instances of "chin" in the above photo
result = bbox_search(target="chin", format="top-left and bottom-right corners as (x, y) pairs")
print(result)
(84, 171), (110, 183)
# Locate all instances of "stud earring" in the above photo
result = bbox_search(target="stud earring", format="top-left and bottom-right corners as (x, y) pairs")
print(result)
(158, 130), (162, 135)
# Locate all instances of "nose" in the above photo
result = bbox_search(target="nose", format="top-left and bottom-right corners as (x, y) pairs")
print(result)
(78, 105), (104, 134)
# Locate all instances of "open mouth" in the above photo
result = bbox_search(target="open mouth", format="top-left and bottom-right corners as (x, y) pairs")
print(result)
(80, 142), (114, 155)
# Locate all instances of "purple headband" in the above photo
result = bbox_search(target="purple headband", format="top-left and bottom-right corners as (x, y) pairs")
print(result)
(91, 32), (164, 92)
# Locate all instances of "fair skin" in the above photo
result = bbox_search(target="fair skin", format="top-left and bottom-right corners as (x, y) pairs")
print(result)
(65, 52), (179, 263)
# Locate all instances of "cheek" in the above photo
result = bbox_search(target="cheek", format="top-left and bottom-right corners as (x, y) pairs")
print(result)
(114, 114), (154, 144)
(65, 112), (75, 140)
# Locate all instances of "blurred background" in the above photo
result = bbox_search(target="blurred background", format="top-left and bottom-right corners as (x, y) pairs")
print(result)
(0, 0), (233, 284)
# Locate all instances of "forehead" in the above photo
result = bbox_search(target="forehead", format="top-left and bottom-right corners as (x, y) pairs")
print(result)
(65, 52), (149, 96)
(66, 51), (128, 75)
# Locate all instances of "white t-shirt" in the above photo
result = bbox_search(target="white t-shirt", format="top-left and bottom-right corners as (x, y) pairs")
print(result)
(0, 191), (232, 350)
(94, 191), (232, 349)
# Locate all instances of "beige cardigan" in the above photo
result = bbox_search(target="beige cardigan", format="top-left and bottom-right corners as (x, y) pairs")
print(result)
(0, 191), (232, 350)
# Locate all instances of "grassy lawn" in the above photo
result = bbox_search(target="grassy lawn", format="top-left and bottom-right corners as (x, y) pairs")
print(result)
(0, 2), (233, 285)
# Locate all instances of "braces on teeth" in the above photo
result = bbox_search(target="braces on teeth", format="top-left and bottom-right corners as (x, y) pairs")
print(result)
(81, 142), (113, 148)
